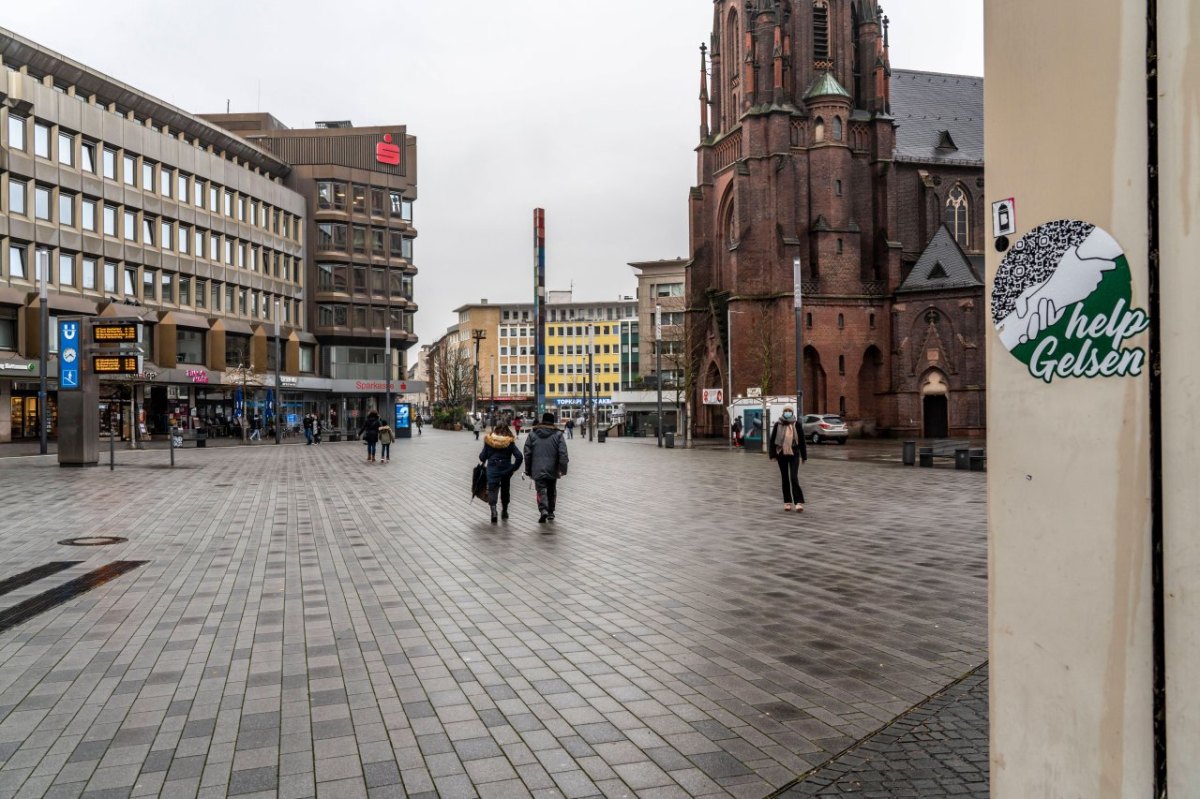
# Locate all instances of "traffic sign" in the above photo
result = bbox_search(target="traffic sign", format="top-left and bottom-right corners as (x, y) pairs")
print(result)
(59, 319), (80, 391)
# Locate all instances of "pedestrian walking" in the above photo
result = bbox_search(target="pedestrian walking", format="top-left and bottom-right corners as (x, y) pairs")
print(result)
(566, 418), (575, 439)
(768, 406), (808, 511)
(523, 412), (569, 524)
(473, 415), (484, 440)
(415, 414), (423, 436)
(314, 416), (323, 444)
(303, 414), (314, 445)
(479, 423), (523, 524)
(513, 416), (522, 436)
(731, 416), (742, 448)
(359, 410), (382, 463)
(378, 418), (395, 463)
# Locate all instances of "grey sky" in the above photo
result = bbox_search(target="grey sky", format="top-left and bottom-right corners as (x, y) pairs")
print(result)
(4, 1), (982, 348)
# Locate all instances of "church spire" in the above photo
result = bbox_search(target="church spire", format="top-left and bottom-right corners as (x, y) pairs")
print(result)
(699, 43), (710, 141)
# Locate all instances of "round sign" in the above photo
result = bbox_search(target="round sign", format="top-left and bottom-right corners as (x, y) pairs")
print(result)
(992, 220), (1148, 383)
(62, 349), (76, 363)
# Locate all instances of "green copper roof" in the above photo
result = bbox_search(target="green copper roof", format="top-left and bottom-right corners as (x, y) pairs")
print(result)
(804, 71), (851, 100)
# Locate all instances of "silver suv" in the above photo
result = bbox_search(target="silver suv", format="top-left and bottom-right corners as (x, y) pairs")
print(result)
(802, 414), (849, 445)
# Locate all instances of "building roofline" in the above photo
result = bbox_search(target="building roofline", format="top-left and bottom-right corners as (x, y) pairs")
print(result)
(892, 67), (984, 82)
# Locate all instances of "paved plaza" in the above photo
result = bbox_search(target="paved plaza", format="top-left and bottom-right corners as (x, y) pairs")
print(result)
(0, 431), (987, 798)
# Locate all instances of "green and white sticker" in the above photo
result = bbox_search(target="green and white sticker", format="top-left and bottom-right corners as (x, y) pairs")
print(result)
(992, 220), (1148, 383)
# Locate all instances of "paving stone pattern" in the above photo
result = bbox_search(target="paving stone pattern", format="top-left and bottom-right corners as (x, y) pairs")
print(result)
(773, 665), (988, 798)
(0, 432), (986, 798)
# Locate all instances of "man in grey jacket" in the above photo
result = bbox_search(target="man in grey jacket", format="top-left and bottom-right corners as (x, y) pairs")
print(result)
(523, 412), (569, 523)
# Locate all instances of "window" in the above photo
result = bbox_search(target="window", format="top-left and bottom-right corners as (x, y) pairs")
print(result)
(102, 204), (116, 236)
(352, 226), (366, 254)
(8, 179), (26, 215)
(209, 184), (218, 212)
(0, 307), (14, 350)
(7, 115), (25, 150)
(209, 234), (219, 261)
(142, 217), (155, 246)
(81, 198), (97, 232)
(160, 167), (172, 198)
(34, 122), (50, 158)
(179, 225), (190, 254)
(317, 181), (335, 209)
(237, 196), (245, 221)
(123, 154), (136, 186)
(124, 210), (136, 241)
(103, 147), (117, 179)
(59, 193), (75, 226)
(837, 313), (845, 329)
(371, 229), (385, 255)
(806, 312), (813, 328)
(177, 173), (189, 203)
(139, 161), (154, 192)
(838, 354), (845, 375)
(143, 269), (156, 301)
(238, 289), (248, 316)
(352, 184), (366, 213)
(104, 262), (117, 293)
(195, 229), (205, 256)
(299, 345), (315, 373)
(82, 258), (97, 290)
(161, 272), (173, 303)
(370, 187), (385, 216)
(8, 244), (26, 279)
(945, 185), (970, 249)
(224, 239), (233, 265)
(57, 131), (74, 166)
(836, 238), (843, 254)
(225, 285), (235, 313)
(59, 253), (75, 287)
(401, 237), (413, 260)
(160, 220), (172, 250)
(833, 117), (843, 140)
(34, 185), (51, 221)
(869, 313), (876, 329)
(211, 281), (221, 311)
(195, 279), (206, 309)
(814, 117), (825, 143)
(124, 266), (137, 297)
(177, 329), (204, 364)
(194, 179), (205, 208)
(223, 190), (232, 217)
(249, 200), (258, 224)
(839, 395), (846, 416)
(655, 282), (684, 297)
(81, 141), (96, 173)
(813, 1), (830, 61)
(835, 179), (843, 196)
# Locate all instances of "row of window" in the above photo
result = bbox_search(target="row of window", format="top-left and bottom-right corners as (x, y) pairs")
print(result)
(5, 113), (301, 242)
(315, 304), (414, 333)
(316, 264), (413, 300)
(5, 177), (302, 282)
(316, 181), (413, 222)
(496, 307), (636, 323)
(803, 312), (877, 329)
(4, 241), (302, 324)
(315, 223), (414, 260)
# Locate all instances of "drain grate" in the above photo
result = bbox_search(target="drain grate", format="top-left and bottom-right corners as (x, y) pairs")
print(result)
(0, 561), (148, 634)
(58, 536), (128, 547)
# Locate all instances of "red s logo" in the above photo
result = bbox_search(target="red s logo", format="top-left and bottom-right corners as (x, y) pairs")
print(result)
(376, 133), (400, 166)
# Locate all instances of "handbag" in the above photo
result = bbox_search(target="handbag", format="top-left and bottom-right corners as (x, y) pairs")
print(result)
(471, 463), (489, 502)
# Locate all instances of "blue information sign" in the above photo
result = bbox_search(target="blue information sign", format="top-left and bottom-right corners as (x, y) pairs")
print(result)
(59, 319), (81, 391)
(395, 403), (410, 429)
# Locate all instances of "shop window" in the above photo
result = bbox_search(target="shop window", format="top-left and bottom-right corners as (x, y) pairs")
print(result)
(0, 307), (16, 349)
(177, 329), (205, 364)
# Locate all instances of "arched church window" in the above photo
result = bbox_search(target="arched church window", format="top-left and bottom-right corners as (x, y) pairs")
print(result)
(814, 117), (825, 143)
(944, 185), (970, 249)
(837, 313), (844, 329)
(833, 117), (843, 140)
(725, 206), (738, 249)
(813, 1), (831, 62)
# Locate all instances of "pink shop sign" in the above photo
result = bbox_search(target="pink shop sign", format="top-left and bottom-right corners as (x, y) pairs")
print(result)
(187, 369), (209, 384)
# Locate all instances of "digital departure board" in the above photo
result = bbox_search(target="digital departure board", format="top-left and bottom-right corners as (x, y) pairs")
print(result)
(92, 355), (141, 375)
(92, 323), (140, 343)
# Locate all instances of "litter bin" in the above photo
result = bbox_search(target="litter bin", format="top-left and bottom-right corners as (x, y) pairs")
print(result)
(597, 430), (607, 443)
(919, 446), (934, 467)
(665, 432), (675, 449)
(196, 429), (207, 448)
(954, 447), (970, 470)
(902, 440), (916, 466)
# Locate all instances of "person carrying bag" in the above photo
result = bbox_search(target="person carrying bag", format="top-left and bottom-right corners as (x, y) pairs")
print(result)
(768, 406), (808, 511)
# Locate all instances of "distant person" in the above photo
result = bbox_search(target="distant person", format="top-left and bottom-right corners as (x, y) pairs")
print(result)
(359, 410), (382, 463)
(768, 406), (808, 511)
(313, 416), (323, 444)
(473, 416), (484, 440)
(513, 416), (522, 436)
(524, 412), (569, 524)
(565, 417), (575, 439)
(479, 422), (523, 524)
(303, 414), (314, 445)
(731, 417), (742, 448)
(415, 414), (423, 436)
(377, 418), (394, 463)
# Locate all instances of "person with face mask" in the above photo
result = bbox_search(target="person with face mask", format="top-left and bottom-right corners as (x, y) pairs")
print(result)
(769, 406), (809, 511)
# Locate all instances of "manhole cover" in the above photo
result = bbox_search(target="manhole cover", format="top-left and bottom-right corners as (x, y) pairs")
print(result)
(58, 536), (128, 547)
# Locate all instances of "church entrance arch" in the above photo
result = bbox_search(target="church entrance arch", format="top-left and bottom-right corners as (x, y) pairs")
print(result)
(921, 369), (950, 438)
(803, 346), (826, 415)
(704, 361), (724, 437)
(858, 345), (883, 426)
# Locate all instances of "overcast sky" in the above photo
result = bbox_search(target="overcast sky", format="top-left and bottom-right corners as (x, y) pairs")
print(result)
(4, 1), (982, 347)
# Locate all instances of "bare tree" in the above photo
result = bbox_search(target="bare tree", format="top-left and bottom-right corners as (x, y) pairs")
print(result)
(752, 300), (776, 397)
(223, 336), (268, 442)
(430, 343), (472, 409)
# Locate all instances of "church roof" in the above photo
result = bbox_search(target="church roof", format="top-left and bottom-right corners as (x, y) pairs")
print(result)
(897, 225), (983, 294)
(804, 71), (852, 101)
(890, 69), (983, 165)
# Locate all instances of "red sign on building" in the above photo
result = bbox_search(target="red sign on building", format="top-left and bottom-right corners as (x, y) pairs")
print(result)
(375, 134), (400, 166)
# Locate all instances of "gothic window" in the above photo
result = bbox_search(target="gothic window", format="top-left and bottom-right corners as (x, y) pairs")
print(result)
(945, 185), (970, 249)
(837, 313), (844, 329)
(725, 207), (738, 248)
(833, 117), (843, 140)
(814, 117), (825, 143)
(813, 1), (830, 62)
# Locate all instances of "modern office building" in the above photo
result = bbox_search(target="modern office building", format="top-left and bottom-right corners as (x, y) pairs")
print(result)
(629, 259), (686, 387)
(0, 27), (420, 442)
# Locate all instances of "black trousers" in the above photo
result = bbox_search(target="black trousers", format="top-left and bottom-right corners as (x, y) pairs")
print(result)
(776, 454), (805, 504)
(487, 476), (512, 508)
(535, 478), (557, 513)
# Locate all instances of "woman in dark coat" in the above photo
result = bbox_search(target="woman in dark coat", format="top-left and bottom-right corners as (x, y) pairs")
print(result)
(769, 406), (808, 511)
(359, 410), (382, 463)
(479, 423), (523, 523)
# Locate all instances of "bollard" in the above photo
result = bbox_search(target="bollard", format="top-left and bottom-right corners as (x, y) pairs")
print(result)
(919, 446), (934, 468)
(169, 426), (176, 468)
(902, 440), (916, 466)
(109, 430), (115, 471)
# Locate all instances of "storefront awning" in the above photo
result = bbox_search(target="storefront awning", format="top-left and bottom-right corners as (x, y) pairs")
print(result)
(216, 319), (254, 335)
(160, 311), (212, 331)
(46, 295), (99, 315)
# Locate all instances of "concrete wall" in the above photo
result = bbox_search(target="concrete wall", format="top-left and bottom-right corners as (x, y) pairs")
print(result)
(986, 0), (1155, 795)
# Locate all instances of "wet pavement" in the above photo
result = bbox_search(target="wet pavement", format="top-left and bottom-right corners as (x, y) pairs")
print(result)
(0, 429), (987, 798)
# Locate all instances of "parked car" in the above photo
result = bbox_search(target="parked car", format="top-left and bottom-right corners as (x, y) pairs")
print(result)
(802, 414), (849, 444)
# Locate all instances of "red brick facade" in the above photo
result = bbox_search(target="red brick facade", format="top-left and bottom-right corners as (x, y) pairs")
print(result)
(687, 0), (985, 438)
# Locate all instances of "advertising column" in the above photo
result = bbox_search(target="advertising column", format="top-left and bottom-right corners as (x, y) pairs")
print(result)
(987, 1), (1155, 795)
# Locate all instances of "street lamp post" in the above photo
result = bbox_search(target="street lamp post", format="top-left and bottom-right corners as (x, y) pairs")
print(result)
(38, 249), (48, 456)
(588, 321), (595, 442)
(794, 257), (804, 419)
(273, 300), (282, 444)
(471, 329), (486, 419)
(384, 325), (392, 425)
(656, 304), (663, 448)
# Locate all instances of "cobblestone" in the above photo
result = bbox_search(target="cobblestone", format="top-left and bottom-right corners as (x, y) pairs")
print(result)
(0, 432), (986, 797)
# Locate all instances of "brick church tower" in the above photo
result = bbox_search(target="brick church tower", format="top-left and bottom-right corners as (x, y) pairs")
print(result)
(687, 0), (986, 439)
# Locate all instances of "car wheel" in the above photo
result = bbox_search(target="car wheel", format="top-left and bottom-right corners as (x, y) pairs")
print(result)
(811, 432), (821, 444)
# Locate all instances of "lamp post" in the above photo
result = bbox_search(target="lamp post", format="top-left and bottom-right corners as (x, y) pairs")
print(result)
(587, 320), (595, 442)
(794, 256), (804, 419)
(471, 329), (486, 419)
(384, 325), (392, 425)
(273, 300), (282, 444)
(656, 304), (663, 447)
(38, 249), (48, 456)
